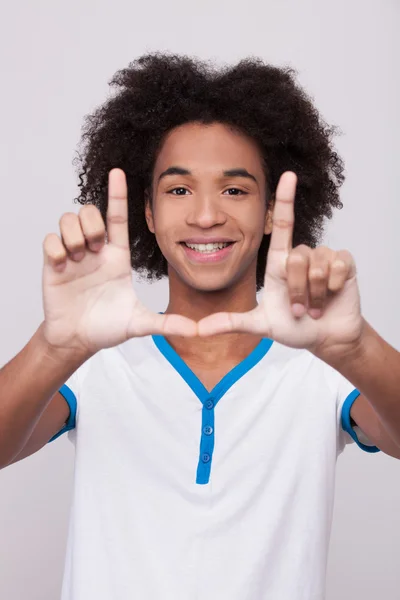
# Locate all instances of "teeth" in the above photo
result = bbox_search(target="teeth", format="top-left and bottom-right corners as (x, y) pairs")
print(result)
(185, 242), (230, 253)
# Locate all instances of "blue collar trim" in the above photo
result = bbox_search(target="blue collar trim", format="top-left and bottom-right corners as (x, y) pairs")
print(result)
(151, 334), (274, 404)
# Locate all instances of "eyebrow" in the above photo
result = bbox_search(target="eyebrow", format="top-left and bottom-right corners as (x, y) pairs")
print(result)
(157, 166), (258, 184)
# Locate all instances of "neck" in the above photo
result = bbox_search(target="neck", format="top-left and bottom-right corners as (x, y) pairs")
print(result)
(164, 269), (261, 363)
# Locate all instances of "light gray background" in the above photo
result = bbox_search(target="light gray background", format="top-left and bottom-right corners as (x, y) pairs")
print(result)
(0, 0), (399, 598)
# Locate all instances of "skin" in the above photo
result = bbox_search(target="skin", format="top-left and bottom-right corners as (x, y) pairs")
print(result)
(145, 121), (275, 363)
(42, 131), (400, 457)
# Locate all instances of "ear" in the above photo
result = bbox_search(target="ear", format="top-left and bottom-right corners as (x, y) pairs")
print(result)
(144, 190), (155, 234)
(264, 193), (275, 235)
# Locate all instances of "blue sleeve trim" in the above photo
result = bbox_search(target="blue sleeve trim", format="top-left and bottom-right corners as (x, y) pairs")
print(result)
(341, 389), (380, 453)
(47, 384), (77, 443)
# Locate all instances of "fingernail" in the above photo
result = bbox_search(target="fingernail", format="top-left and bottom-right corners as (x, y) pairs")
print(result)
(53, 260), (67, 272)
(72, 252), (84, 261)
(90, 242), (103, 251)
(292, 303), (306, 317)
(309, 308), (322, 319)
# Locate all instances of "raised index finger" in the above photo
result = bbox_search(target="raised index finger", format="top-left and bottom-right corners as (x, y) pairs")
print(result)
(107, 168), (130, 249)
(268, 171), (297, 256)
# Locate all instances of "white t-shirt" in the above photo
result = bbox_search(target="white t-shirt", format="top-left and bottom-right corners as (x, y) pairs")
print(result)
(49, 334), (379, 600)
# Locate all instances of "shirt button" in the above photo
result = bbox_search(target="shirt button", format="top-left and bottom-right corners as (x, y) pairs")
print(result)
(203, 425), (213, 435)
(205, 399), (214, 410)
(202, 453), (211, 463)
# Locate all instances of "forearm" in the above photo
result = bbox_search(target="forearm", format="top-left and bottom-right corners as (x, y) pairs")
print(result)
(0, 323), (89, 467)
(318, 318), (400, 448)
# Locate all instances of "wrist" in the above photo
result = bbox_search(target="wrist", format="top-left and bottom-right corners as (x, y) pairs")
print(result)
(313, 317), (370, 370)
(35, 322), (94, 368)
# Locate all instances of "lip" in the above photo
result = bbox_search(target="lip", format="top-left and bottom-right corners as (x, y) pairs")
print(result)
(180, 241), (236, 264)
(181, 237), (236, 244)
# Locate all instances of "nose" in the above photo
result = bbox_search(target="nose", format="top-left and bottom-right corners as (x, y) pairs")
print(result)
(185, 194), (227, 229)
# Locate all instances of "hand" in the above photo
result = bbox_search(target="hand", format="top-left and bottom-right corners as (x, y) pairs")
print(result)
(42, 168), (197, 356)
(197, 171), (365, 357)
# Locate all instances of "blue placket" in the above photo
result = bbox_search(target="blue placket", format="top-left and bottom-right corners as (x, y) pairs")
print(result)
(152, 330), (274, 486)
(196, 396), (216, 484)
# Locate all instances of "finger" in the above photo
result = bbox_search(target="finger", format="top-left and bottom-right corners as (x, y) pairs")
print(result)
(308, 247), (332, 317)
(107, 168), (130, 249)
(328, 250), (356, 291)
(127, 308), (198, 338)
(43, 233), (68, 272)
(197, 308), (264, 337)
(155, 313), (198, 337)
(79, 204), (106, 252)
(59, 212), (86, 261)
(268, 171), (297, 258)
(286, 245), (311, 317)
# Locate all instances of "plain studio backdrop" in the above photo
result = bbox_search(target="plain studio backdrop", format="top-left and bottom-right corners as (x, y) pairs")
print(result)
(0, 0), (399, 598)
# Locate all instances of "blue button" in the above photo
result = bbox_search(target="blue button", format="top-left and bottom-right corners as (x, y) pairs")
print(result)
(205, 399), (214, 410)
(202, 453), (211, 463)
(203, 425), (213, 435)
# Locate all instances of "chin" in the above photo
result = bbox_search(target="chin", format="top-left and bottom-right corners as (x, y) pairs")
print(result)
(184, 272), (240, 294)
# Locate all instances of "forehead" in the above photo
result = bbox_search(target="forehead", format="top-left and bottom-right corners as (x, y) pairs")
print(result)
(153, 122), (265, 177)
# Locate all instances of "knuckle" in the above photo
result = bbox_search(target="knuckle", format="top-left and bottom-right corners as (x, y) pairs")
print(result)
(311, 247), (332, 266)
(290, 290), (306, 303)
(59, 213), (85, 251)
(86, 230), (105, 244)
(309, 285), (327, 307)
(314, 245), (331, 259)
(60, 233), (85, 252)
(273, 217), (293, 229)
(310, 299), (324, 310)
(311, 288), (326, 299)
(107, 213), (127, 225)
(336, 248), (351, 258)
(43, 235), (66, 262)
(287, 253), (307, 266)
(59, 212), (78, 226)
(332, 259), (347, 270)
(309, 267), (326, 279)
(51, 251), (67, 263)
(66, 243), (85, 255)
(80, 204), (103, 223)
(295, 244), (310, 253)
(79, 208), (105, 242)
(328, 280), (342, 292)
(43, 232), (58, 246)
(80, 203), (98, 214)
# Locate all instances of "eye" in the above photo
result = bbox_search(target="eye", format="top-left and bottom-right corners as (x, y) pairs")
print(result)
(167, 187), (247, 196)
(168, 187), (190, 195)
(224, 188), (247, 196)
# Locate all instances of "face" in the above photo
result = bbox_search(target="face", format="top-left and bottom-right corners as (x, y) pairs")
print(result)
(145, 121), (273, 293)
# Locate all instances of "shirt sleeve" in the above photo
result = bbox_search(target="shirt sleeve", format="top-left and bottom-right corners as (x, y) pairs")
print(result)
(335, 369), (380, 455)
(47, 364), (85, 443)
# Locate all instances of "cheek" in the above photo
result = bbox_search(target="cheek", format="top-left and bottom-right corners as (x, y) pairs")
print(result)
(239, 208), (267, 244)
(152, 199), (266, 245)
(151, 206), (181, 248)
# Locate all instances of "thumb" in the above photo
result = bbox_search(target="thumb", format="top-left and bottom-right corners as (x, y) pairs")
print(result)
(127, 307), (198, 338)
(197, 307), (264, 337)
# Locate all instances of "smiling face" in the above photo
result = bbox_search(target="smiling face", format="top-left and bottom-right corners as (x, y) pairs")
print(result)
(145, 121), (273, 294)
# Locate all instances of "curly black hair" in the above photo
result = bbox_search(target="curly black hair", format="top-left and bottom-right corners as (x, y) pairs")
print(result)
(74, 51), (345, 291)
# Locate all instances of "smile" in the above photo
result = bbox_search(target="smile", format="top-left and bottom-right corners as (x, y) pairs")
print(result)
(185, 242), (231, 253)
(180, 241), (235, 263)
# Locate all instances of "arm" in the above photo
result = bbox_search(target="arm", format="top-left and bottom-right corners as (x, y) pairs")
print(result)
(0, 322), (90, 469)
(320, 318), (400, 458)
(349, 394), (400, 458)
